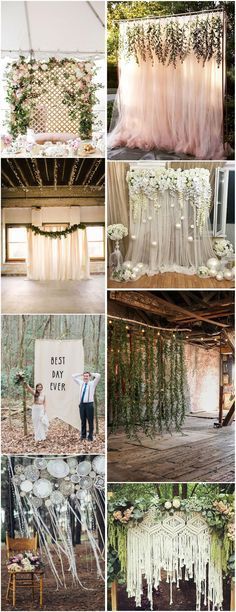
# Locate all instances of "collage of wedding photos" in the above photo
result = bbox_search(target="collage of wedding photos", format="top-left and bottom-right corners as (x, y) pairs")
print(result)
(0, 1), (235, 612)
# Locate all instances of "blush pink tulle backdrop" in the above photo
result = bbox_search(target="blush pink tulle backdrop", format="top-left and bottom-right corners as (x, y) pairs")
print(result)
(109, 13), (225, 159)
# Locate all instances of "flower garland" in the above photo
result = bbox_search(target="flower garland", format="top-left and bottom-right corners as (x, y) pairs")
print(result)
(120, 14), (223, 68)
(30, 223), (86, 239)
(108, 319), (188, 437)
(5, 56), (101, 139)
(126, 167), (212, 234)
(108, 493), (235, 601)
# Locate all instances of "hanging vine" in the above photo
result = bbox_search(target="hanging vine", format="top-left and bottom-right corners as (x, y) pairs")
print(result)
(121, 13), (223, 68)
(108, 320), (188, 437)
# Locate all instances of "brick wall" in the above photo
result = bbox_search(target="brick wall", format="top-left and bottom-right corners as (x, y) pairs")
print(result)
(185, 343), (219, 412)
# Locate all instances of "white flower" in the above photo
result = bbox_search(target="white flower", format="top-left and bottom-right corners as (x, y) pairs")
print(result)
(213, 239), (234, 258)
(107, 224), (128, 241)
(41, 64), (48, 71)
(198, 266), (209, 277)
(172, 498), (181, 509)
(164, 501), (172, 509)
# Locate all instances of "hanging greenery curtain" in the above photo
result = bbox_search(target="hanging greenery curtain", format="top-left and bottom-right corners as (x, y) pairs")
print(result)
(108, 319), (188, 437)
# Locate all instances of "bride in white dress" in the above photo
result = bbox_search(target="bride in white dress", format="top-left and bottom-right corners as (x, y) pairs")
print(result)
(23, 382), (49, 442)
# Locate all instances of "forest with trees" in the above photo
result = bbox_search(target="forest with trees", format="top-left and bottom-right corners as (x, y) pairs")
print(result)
(1, 315), (105, 454)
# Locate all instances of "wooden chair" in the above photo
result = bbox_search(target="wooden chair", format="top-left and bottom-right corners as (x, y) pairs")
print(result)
(6, 532), (44, 608)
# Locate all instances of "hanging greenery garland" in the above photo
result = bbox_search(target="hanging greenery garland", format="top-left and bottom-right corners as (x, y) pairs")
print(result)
(108, 319), (188, 437)
(121, 13), (223, 68)
(5, 56), (102, 139)
(29, 223), (86, 239)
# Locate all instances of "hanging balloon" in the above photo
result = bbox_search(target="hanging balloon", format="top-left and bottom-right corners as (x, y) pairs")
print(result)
(47, 459), (70, 479)
(77, 460), (91, 476)
(76, 489), (88, 500)
(33, 479), (53, 499)
(92, 456), (105, 475)
(24, 465), (40, 482)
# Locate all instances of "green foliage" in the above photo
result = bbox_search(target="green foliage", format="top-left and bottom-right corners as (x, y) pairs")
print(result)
(108, 320), (188, 437)
(5, 56), (101, 140)
(30, 223), (86, 239)
(108, 485), (235, 582)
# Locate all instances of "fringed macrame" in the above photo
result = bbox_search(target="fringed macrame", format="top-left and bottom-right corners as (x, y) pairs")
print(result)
(126, 509), (223, 611)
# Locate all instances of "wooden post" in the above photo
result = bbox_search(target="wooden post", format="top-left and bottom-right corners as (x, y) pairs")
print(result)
(111, 580), (118, 612)
(219, 334), (224, 425)
(230, 579), (235, 611)
(13, 573), (16, 607)
(39, 575), (43, 608)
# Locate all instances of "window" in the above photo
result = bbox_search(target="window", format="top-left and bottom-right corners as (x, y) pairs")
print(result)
(87, 226), (105, 259)
(6, 225), (27, 261)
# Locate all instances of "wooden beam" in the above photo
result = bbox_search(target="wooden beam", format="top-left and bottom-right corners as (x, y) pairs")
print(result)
(110, 292), (229, 329)
(2, 186), (105, 198)
(223, 330), (235, 354)
(2, 197), (104, 207)
(222, 400), (235, 426)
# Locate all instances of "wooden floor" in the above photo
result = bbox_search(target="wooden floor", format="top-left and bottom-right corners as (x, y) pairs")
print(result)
(108, 423), (235, 483)
(108, 271), (235, 289)
(1, 275), (105, 314)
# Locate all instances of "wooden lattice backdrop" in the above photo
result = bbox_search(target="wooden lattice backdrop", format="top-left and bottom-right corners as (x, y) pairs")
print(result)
(30, 65), (81, 134)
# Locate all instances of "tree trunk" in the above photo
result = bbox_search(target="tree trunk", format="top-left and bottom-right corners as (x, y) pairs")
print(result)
(19, 315), (28, 436)
(173, 484), (180, 496)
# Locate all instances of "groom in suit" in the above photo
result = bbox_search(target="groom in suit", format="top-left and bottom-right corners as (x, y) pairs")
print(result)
(72, 371), (101, 441)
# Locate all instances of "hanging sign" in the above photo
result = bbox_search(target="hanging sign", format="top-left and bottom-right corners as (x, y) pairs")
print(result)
(35, 339), (84, 429)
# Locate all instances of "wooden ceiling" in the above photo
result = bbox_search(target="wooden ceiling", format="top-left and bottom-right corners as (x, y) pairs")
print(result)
(1, 159), (105, 207)
(108, 290), (235, 350)
(1, 159), (105, 189)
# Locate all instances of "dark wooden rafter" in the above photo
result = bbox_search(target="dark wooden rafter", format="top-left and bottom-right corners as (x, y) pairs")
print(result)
(1, 159), (105, 189)
(110, 291), (231, 329)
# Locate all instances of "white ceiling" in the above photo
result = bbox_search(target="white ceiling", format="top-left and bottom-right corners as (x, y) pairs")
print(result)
(1, 1), (105, 57)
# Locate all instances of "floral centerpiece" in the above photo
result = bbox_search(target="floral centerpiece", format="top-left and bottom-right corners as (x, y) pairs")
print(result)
(213, 239), (234, 259)
(7, 552), (43, 573)
(5, 56), (102, 140)
(107, 224), (128, 241)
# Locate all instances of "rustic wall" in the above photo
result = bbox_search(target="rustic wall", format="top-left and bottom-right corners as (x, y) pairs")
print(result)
(185, 343), (219, 412)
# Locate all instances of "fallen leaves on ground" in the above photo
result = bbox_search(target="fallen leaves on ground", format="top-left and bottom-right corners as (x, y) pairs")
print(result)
(2, 544), (105, 611)
(1, 411), (105, 455)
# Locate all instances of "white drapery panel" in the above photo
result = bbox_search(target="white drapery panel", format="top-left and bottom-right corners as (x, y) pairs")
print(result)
(109, 12), (225, 159)
(27, 227), (90, 280)
(126, 192), (214, 275)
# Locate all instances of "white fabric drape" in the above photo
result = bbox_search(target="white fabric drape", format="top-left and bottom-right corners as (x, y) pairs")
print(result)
(108, 12), (225, 160)
(27, 228), (90, 280)
(126, 191), (214, 275)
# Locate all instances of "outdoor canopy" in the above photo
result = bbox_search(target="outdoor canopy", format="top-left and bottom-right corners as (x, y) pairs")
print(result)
(1, 1), (105, 57)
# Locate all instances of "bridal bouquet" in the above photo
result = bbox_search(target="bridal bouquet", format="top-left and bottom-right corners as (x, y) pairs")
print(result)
(7, 552), (43, 572)
(107, 224), (128, 241)
(14, 370), (26, 384)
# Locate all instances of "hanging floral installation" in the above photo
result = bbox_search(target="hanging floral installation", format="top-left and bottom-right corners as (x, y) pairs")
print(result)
(120, 13), (223, 67)
(29, 223), (86, 238)
(5, 56), (101, 139)
(108, 319), (188, 437)
(108, 492), (235, 611)
(126, 168), (212, 234)
(8, 455), (105, 588)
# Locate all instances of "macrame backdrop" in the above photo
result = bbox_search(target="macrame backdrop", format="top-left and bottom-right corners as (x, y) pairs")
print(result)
(27, 227), (89, 280)
(108, 11), (225, 159)
(126, 508), (223, 611)
(125, 167), (215, 276)
(108, 319), (188, 436)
